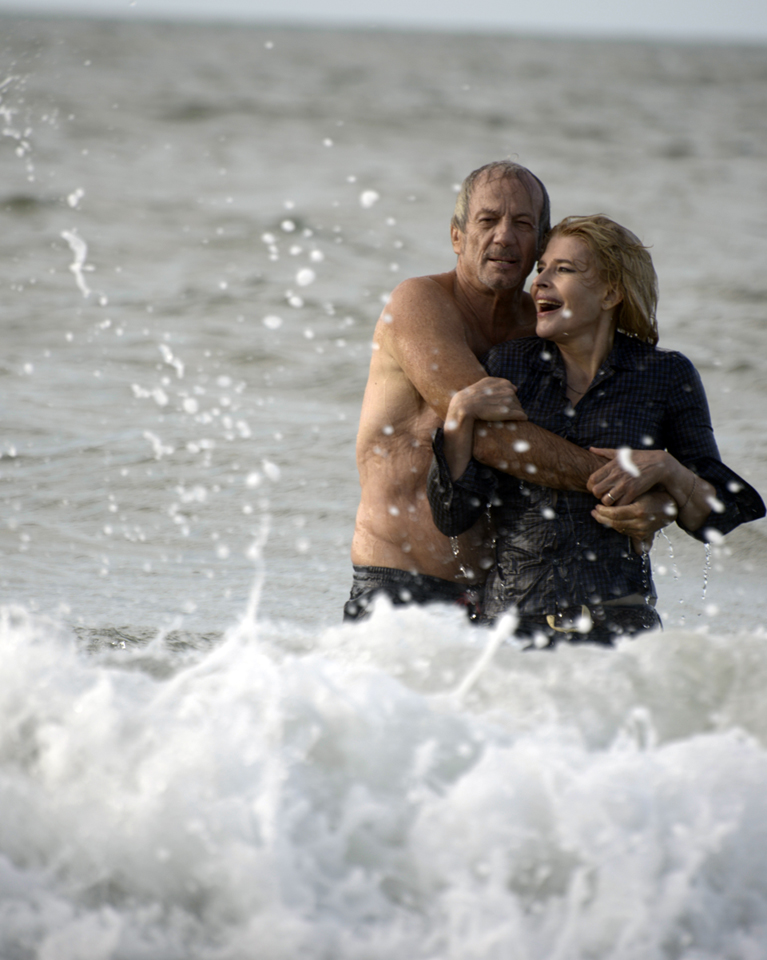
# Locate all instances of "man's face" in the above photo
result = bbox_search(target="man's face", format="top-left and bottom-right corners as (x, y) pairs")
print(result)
(451, 174), (540, 294)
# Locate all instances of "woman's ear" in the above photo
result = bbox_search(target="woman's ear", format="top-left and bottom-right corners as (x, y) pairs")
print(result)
(602, 287), (623, 311)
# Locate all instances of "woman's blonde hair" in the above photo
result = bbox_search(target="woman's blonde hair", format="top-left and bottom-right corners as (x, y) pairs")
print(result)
(547, 215), (659, 345)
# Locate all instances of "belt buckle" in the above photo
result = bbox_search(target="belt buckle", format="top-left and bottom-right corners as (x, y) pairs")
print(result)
(546, 606), (593, 634)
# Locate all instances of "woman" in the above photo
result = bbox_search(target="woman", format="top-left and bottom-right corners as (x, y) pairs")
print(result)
(428, 215), (764, 645)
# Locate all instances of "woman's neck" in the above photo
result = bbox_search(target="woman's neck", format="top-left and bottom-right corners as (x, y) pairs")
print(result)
(556, 326), (616, 405)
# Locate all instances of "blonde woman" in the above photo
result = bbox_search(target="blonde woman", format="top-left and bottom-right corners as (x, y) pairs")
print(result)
(428, 215), (764, 644)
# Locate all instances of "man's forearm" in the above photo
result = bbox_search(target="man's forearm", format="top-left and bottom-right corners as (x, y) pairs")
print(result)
(472, 420), (607, 491)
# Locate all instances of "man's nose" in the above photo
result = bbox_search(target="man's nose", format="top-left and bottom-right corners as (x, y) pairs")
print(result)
(493, 217), (518, 246)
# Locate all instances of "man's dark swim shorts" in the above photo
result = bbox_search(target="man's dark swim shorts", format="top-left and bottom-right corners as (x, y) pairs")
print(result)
(343, 565), (475, 621)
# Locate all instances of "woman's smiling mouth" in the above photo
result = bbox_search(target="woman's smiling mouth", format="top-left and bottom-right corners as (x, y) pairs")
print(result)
(535, 298), (562, 314)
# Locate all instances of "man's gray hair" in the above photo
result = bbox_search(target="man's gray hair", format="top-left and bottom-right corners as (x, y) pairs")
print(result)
(451, 161), (551, 252)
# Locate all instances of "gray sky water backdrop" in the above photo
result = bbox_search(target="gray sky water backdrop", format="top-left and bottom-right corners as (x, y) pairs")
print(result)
(3, 0), (767, 43)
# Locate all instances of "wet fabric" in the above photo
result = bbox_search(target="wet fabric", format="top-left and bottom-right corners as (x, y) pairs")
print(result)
(428, 333), (765, 625)
(343, 565), (475, 621)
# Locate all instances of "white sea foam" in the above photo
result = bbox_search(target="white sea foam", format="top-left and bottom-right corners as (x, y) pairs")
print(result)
(1, 601), (767, 957)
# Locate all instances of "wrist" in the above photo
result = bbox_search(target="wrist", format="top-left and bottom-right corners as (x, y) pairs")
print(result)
(445, 398), (473, 433)
(662, 455), (689, 501)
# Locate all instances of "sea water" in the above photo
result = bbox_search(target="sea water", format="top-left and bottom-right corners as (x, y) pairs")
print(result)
(1, 16), (767, 957)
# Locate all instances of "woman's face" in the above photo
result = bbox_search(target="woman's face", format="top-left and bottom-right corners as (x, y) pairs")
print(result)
(531, 235), (619, 346)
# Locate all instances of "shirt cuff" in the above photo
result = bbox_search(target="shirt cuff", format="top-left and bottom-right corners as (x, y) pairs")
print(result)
(432, 428), (497, 498)
(678, 457), (766, 542)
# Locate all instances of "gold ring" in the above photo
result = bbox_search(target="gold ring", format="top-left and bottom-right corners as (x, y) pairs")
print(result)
(606, 491), (615, 503)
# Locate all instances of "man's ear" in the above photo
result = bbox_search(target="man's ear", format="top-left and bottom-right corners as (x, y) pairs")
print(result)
(450, 224), (463, 256)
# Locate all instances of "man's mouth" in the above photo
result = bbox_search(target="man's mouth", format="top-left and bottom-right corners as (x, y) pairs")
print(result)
(535, 298), (562, 314)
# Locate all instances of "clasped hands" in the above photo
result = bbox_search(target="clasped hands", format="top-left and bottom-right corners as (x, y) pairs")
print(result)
(588, 447), (677, 553)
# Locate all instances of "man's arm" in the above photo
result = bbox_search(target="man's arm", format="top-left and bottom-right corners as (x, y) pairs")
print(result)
(471, 420), (603, 491)
(381, 276), (605, 491)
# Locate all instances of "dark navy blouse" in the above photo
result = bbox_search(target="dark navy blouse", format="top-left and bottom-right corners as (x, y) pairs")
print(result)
(428, 333), (765, 620)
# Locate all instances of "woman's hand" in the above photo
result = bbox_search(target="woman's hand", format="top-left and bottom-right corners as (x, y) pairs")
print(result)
(592, 489), (678, 554)
(587, 448), (671, 505)
(443, 377), (524, 480)
(587, 447), (717, 532)
(445, 377), (525, 427)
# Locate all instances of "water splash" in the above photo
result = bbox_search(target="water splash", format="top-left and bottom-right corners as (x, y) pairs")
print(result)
(449, 536), (475, 581)
(0, 74), (35, 182)
(617, 446), (641, 478)
(450, 612), (517, 703)
(702, 541), (711, 601)
(61, 229), (92, 298)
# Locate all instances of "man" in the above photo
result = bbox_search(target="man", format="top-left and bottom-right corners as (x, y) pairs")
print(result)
(345, 161), (668, 620)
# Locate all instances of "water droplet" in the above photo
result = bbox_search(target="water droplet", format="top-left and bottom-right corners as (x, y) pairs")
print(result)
(617, 447), (641, 477)
(262, 460), (281, 482)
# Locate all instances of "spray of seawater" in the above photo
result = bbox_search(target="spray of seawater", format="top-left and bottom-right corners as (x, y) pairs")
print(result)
(2, 597), (767, 958)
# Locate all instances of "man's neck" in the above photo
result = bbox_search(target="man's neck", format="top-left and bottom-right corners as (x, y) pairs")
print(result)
(452, 269), (536, 352)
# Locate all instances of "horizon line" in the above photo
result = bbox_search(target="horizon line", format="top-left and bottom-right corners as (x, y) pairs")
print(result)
(2, 7), (767, 48)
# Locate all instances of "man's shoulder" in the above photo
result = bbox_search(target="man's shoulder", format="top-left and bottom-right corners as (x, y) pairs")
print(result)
(401, 270), (457, 290)
(386, 272), (458, 313)
(375, 271), (464, 346)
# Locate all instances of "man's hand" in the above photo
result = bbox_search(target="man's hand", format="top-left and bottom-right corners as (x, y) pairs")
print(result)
(592, 489), (678, 555)
(446, 376), (527, 427)
(587, 447), (671, 506)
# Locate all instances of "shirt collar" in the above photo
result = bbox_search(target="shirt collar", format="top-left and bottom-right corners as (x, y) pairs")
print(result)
(532, 331), (640, 383)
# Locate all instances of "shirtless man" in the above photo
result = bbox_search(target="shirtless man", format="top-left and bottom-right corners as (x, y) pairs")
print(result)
(345, 161), (667, 620)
